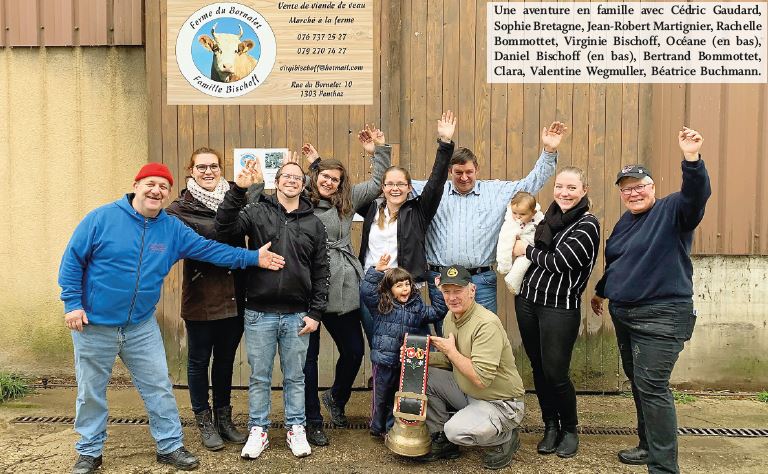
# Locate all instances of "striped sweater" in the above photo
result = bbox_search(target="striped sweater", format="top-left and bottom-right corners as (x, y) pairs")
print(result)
(519, 213), (600, 309)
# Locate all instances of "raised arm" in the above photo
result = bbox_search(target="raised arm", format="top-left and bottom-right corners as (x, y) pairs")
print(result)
(419, 111), (455, 222)
(510, 121), (565, 195)
(350, 124), (391, 208)
(215, 159), (262, 240)
(676, 127), (711, 232)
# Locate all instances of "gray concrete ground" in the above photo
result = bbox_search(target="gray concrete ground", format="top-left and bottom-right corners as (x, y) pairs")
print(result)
(1, 387), (767, 473)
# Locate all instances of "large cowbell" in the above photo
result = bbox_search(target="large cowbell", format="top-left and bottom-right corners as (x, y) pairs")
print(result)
(385, 333), (432, 457)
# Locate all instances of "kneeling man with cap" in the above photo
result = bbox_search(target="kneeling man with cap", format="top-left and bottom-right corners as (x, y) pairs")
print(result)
(419, 265), (525, 470)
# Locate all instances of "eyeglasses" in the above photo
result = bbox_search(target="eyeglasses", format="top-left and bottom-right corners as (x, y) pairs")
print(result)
(318, 172), (340, 184)
(383, 183), (410, 190)
(194, 164), (220, 172)
(619, 183), (652, 195)
(280, 173), (304, 182)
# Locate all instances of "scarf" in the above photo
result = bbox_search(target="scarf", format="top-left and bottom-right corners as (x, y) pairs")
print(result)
(534, 197), (590, 250)
(187, 177), (230, 212)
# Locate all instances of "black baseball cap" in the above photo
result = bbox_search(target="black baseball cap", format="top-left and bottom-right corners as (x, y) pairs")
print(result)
(438, 265), (472, 287)
(615, 164), (653, 185)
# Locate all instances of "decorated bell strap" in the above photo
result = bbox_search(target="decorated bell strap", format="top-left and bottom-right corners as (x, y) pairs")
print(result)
(394, 333), (431, 422)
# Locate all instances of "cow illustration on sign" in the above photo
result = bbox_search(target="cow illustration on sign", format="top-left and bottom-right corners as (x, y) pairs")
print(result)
(196, 20), (259, 83)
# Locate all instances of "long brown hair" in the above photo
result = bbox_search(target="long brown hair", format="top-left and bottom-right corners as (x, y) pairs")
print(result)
(378, 166), (412, 229)
(377, 267), (415, 314)
(308, 159), (353, 216)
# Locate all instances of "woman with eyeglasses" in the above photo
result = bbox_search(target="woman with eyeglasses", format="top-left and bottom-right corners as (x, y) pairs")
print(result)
(356, 112), (456, 434)
(508, 165), (601, 459)
(298, 125), (391, 447)
(166, 147), (249, 452)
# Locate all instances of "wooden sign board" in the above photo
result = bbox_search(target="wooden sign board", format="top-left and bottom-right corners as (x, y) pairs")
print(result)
(167, 0), (373, 104)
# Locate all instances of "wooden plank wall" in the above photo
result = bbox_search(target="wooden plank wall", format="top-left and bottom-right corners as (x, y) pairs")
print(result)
(0, 0), (143, 47)
(146, 0), (767, 390)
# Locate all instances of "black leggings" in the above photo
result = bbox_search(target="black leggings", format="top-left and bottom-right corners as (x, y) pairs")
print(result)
(515, 296), (580, 431)
(185, 316), (244, 414)
(304, 309), (365, 424)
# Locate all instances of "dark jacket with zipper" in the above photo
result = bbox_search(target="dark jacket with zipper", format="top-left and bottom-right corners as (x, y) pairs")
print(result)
(166, 185), (246, 321)
(360, 268), (447, 367)
(358, 139), (453, 282)
(215, 184), (330, 321)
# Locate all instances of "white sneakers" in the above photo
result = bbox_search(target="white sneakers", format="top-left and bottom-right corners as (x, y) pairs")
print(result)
(241, 426), (269, 459)
(286, 424), (312, 458)
(241, 425), (312, 459)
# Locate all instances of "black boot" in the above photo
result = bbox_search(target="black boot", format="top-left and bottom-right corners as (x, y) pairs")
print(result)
(556, 430), (579, 458)
(214, 406), (247, 444)
(306, 421), (330, 446)
(483, 428), (520, 469)
(195, 409), (225, 451)
(618, 446), (650, 465)
(537, 420), (560, 455)
(416, 431), (461, 462)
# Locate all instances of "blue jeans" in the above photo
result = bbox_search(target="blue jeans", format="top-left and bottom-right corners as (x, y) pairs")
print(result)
(71, 317), (182, 457)
(370, 363), (398, 434)
(610, 302), (696, 474)
(243, 310), (310, 429)
(427, 269), (498, 336)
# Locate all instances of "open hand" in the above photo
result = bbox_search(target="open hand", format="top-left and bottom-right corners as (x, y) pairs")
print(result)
(358, 129), (375, 155)
(541, 121), (568, 152)
(257, 242), (285, 271)
(283, 150), (300, 165)
(302, 143), (320, 164)
(437, 110), (457, 142)
(375, 254), (391, 272)
(235, 159), (263, 188)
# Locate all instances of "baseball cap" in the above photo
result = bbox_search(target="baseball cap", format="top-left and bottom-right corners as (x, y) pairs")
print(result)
(615, 164), (652, 185)
(438, 265), (472, 287)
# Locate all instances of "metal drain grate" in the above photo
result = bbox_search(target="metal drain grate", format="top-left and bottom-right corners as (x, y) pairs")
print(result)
(11, 416), (768, 437)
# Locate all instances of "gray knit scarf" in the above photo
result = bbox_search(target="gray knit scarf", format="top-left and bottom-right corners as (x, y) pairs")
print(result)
(186, 177), (230, 212)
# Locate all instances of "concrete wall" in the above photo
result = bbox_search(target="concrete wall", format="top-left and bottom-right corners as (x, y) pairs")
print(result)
(0, 47), (147, 376)
(672, 256), (768, 390)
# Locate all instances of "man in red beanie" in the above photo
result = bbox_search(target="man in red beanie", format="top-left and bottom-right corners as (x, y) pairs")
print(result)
(59, 162), (285, 474)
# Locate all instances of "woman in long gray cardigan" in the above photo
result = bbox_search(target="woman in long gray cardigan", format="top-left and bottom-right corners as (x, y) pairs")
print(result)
(301, 126), (390, 446)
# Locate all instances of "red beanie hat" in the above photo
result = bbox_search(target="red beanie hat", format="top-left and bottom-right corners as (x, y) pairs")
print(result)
(135, 163), (174, 186)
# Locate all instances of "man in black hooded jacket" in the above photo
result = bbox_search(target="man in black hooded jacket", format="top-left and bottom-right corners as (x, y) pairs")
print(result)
(215, 159), (329, 460)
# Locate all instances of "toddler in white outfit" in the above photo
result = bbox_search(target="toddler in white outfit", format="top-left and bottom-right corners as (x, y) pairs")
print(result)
(496, 192), (545, 295)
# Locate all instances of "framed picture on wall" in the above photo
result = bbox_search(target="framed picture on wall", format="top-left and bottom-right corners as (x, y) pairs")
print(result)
(234, 148), (288, 190)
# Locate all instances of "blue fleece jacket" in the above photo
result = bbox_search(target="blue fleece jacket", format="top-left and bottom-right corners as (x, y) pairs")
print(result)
(58, 194), (259, 326)
(360, 268), (447, 367)
(595, 159), (711, 305)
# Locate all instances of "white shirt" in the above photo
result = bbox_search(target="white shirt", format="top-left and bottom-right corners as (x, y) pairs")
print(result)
(364, 206), (399, 270)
